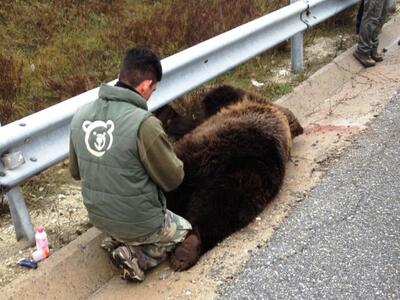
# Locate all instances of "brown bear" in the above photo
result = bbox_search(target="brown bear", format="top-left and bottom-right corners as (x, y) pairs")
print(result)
(155, 85), (303, 271)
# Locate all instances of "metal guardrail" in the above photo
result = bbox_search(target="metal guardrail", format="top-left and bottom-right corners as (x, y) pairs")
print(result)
(0, 0), (359, 244)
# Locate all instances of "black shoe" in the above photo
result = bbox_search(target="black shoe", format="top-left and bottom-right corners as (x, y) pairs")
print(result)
(371, 49), (384, 62)
(112, 246), (145, 282)
(353, 51), (376, 68)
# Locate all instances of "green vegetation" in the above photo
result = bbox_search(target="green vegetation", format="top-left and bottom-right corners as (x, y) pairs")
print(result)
(269, 83), (293, 97)
(0, 0), (357, 124)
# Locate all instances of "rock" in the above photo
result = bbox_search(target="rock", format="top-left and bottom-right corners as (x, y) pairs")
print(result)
(251, 79), (265, 87)
(278, 69), (290, 77)
(158, 271), (171, 280)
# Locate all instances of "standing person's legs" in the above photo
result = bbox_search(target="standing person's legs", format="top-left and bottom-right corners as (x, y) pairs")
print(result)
(357, 0), (386, 54)
(356, 0), (365, 34)
(377, 0), (390, 32)
(107, 210), (192, 282)
(370, 0), (389, 61)
(354, 0), (386, 66)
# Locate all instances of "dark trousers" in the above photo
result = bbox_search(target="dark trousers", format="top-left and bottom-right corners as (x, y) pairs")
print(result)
(356, 0), (389, 54)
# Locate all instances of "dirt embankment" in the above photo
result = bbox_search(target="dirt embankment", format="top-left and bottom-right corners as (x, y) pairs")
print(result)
(0, 165), (88, 287)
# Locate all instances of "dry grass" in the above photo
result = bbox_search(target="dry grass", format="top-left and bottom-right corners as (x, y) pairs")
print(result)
(0, 0), (356, 124)
(0, 55), (23, 124)
(116, 0), (285, 57)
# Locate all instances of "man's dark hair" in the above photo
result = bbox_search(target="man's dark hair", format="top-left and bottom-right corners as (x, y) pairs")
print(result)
(119, 47), (162, 87)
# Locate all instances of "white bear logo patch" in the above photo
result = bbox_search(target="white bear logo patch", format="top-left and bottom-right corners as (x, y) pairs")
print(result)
(82, 120), (114, 157)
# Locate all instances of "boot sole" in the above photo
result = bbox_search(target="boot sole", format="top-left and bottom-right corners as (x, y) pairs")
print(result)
(353, 52), (376, 68)
(112, 247), (145, 282)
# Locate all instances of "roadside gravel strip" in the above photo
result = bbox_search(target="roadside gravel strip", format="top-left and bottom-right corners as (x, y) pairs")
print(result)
(218, 93), (400, 299)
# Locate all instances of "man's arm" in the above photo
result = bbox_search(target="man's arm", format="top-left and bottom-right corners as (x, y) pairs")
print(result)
(137, 116), (184, 192)
(69, 137), (81, 180)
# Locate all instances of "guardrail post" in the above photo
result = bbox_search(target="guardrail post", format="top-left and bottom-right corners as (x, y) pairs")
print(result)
(0, 122), (35, 245)
(5, 187), (35, 245)
(290, 0), (304, 73)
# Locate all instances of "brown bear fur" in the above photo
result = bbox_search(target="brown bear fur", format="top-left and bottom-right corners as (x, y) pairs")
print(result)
(155, 86), (303, 271)
(153, 104), (200, 141)
(201, 85), (304, 138)
(155, 85), (303, 140)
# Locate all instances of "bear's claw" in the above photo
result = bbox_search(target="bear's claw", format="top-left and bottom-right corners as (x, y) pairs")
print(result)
(169, 233), (201, 271)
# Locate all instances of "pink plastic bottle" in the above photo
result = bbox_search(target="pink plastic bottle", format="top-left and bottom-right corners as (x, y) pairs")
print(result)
(32, 226), (49, 262)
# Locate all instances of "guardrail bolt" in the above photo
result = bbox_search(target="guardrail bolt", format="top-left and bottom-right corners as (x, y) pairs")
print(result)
(0, 171), (5, 177)
(30, 157), (37, 162)
(19, 123), (26, 127)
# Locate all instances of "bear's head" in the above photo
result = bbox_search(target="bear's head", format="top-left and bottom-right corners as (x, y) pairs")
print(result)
(82, 120), (114, 157)
(202, 85), (246, 117)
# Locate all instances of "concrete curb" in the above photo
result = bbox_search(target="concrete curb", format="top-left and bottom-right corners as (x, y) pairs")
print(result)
(2, 228), (116, 300)
(279, 15), (400, 118)
(2, 14), (400, 300)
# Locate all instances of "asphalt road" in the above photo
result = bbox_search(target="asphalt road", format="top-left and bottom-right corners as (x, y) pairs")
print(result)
(217, 92), (400, 300)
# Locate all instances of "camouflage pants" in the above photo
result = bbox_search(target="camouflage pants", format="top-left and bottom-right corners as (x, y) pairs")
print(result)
(116, 210), (191, 270)
(357, 0), (390, 54)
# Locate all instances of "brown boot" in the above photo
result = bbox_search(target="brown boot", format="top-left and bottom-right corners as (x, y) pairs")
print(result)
(371, 49), (384, 62)
(353, 51), (376, 68)
(111, 246), (145, 282)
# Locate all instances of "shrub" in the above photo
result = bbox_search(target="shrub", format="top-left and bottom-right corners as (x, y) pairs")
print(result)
(0, 0), (354, 124)
(0, 54), (23, 125)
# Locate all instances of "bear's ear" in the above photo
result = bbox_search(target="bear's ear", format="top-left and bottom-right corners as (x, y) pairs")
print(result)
(106, 120), (114, 133)
(203, 85), (243, 117)
(82, 121), (92, 133)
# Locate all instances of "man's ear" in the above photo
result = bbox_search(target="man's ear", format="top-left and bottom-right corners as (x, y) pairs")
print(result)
(135, 80), (148, 92)
(143, 79), (154, 90)
(135, 80), (147, 88)
(135, 79), (155, 100)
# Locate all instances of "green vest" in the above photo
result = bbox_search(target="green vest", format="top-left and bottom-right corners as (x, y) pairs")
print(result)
(70, 84), (165, 241)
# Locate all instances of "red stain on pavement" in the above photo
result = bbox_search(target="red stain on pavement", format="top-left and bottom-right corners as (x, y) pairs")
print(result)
(304, 123), (359, 135)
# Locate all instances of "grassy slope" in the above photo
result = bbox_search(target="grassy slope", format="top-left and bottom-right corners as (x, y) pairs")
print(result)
(0, 0), (356, 124)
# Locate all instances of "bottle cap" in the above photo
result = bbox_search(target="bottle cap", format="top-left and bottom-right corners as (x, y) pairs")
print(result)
(36, 226), (44, 233)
